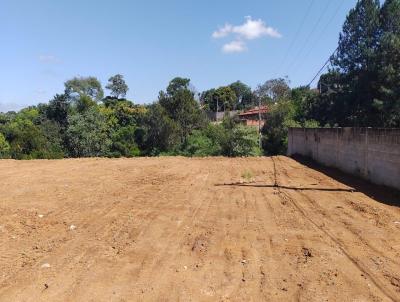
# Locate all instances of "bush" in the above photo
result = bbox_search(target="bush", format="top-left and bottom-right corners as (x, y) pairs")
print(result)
(229, 125), (261, 157)
(0, 133), (10, 158)
(262, 100), (320, 155)
(66, 107), (112, 157)
(183, 120), (261, 157)
(110, 125), (140, 157)
(183, 128), (221, 156)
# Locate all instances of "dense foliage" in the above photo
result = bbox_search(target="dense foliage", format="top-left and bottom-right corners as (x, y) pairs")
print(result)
(308, 0), (400, 128)
(0, 75), (262, 159)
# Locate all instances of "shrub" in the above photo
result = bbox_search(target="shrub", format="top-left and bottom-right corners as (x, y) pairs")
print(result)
(183, 129), (219, 156)
(0, 133), (10, 158)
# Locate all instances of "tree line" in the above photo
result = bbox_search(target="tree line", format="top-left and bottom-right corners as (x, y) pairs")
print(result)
(0, 0), (399, 159)
(0, 75), (265, 159)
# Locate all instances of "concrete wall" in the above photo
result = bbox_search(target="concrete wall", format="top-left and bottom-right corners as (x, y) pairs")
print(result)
(288, 128), (400, 190)
(206, 111), (238, 122)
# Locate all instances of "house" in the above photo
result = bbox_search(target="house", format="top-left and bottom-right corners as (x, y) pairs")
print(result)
(238, 106), (268, 127)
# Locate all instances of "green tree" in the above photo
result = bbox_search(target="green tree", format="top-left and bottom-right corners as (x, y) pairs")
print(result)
(329, 0), (381, 126)
(375, 0), (400, 126)
(255, 78), (290, 104)
(332, 0), (381, 74)
(229, 125), (261, 157)
(105, 74), (129, 99)
(110, 100), (146, 127)
(166, 77), (190, 96)
(45, 94), (70, 128)
(0, 133), (10, 158)
(65, 76), (104, 102)
(214, 86), (237, 111)
(183, 128), (221, 157)
(262, 101), (298, 155)
(110, 125), (140, 157)
(200, 86), (237, 112)
(142, 103), (180, 154)
(229, 81), (254, 109)
(66, 107), (111, 157)
(159, 78), (205, 144)
(1, 109), (55, 159)
(200, 88), (217, 111)
(38, 119), (65, 158)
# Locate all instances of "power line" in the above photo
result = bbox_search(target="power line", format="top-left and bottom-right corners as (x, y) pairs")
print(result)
(283, 0), (332, 77)
(273, 0), (316, 78)
(307, 46), (338, 87)
(290, 0), (346, 76)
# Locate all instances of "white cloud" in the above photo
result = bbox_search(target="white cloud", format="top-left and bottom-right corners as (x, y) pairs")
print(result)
(234, 16), (281, 39)
(38, 54), (60, 63)
(213, 16), (281, 40)
(212, 16), (281, 53)
(212, 24), (233, 38)
(222, 40), (247, 53)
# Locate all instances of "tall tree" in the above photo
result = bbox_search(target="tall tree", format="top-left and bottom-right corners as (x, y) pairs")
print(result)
(159, 77), (205, 144)
(332, 0), (381, 74)
(329, 0), (381, 126)
(64, 76), (104, 102)
(200, 86), (238, 112)
(255, 78), (290, 104)
(229, 81), (254, 109)
(199, 88), (216, 111)
(142, 103), (180, 154)
(105, 74), (129, 99)
(166, 77), (190, 96)
(66, 107), (111, 157)
(214, 86), (237, 111)
(376, 0), (400, 126)
(45, 94), (70, 128)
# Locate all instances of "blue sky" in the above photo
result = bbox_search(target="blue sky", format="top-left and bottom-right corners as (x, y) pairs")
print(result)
(0, 0), (358, 112)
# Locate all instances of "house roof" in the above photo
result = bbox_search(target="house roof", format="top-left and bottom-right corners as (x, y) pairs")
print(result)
(238, 106), (268, 117)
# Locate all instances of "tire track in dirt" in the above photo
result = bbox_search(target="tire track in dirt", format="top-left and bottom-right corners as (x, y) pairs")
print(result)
(276, 157), (400, 266)
(276, 156), (400, 276)
(1, 157), (399, 301)
(236, 158), (321, 301)
(112, 163), (215, 300)
(272, 156), (400, 302)
(234, 159), (276, 300)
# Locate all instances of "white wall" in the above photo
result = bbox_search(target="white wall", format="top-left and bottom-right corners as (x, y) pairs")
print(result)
(288, 128), (400, 190)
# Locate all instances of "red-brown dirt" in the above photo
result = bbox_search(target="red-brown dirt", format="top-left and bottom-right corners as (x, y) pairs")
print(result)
(0, 156), (399, 301)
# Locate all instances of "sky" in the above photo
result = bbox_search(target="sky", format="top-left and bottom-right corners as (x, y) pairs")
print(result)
(0, 0), (358, 112)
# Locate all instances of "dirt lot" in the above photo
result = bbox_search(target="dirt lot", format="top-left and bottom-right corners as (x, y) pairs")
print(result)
(0, 156), (399, 301)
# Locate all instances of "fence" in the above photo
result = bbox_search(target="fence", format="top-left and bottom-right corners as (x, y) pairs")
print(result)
(288, 128), (400, 190)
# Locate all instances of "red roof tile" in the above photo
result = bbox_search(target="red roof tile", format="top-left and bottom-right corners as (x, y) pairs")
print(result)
(238, 106), (268, 117)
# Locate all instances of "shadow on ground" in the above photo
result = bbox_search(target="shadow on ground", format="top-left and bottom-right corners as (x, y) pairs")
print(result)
(215, 155), (400, 208)
(291, 155), (400, 208)
(215, 182), (355, 192)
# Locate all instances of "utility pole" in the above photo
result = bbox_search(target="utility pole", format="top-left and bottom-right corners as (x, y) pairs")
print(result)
(258, 97), (262, 150)
(216, 96), (219, 122)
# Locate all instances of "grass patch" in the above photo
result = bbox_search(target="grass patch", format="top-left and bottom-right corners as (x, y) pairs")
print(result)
(241, 170), (254, 182)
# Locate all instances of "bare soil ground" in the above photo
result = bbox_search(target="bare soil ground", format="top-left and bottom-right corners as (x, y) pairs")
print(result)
(0, 156), (400, 302)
